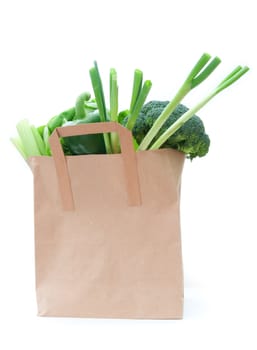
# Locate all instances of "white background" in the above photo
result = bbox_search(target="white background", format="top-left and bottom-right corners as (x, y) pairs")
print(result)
(0, 0), (257, 349)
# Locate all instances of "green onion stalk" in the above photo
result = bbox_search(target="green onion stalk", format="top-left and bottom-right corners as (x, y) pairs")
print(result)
(138, 53), (221, 151)
(150, 66), (249, 150)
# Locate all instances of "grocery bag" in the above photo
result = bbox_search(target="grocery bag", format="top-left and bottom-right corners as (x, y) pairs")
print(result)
(29, 121), (185, 319)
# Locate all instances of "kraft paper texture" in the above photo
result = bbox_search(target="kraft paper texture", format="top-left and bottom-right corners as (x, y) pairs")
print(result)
(29, 122), (185, 319)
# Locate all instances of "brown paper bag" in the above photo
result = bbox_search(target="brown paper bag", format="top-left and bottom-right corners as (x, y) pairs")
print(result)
(29, 122), (185, 319)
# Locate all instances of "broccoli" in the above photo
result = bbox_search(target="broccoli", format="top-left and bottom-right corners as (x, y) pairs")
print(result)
(129, 100), (210, 160)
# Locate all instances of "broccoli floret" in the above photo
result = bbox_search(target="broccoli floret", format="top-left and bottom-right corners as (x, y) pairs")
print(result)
(129, 101), (169, 142)
(130, 101), (210, 160)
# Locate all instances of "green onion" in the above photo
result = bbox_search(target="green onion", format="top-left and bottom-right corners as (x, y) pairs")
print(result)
(110, 68), (120, 153)
(89, 61), (112, 154)
(150, 66), (249, 150)
(138, 53), (221, 150)
(129, 69), (143, 113)
(110, 68), (118, 121)
(126, 80), (152, 131)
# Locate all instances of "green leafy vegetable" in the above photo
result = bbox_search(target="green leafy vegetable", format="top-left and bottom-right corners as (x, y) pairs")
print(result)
(11, 54), (249, 162)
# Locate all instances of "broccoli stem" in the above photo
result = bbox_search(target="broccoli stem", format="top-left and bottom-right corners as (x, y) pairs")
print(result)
(150, 66), (249, 150)
(138, 53), (221, 151)
(89, 61), (112, 154)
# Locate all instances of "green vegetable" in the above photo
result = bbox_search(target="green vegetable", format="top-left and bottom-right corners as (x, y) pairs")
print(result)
(47, 107), (75, 133)
(11, 119), (43, 159)
(126, 69), (152, 131)
(43, 126), (51, 155)
(150, 65), (249, 150)
(84, 100), (98, 113)
(31, 125), (47, 155)
(117, 109), (130, 124)
(62, 112), (106, 155)
(37, 125), (45, 138)
(11, 55), (249, 162)
(138, 53), (221, 150)
(74, 92), (91, 120)
(110, 68), (118, 122)
(10, 136), (27, 160)
(129, 101), (210, 159)
(109, 68), (120, 153)
(129, 69), (143, 113)
(89, 61), (112, 154)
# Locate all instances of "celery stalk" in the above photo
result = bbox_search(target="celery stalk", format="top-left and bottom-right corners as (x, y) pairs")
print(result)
(10, 137), (27, 160)
(16, 119), (41, 158)
(31, 125), (47, 155)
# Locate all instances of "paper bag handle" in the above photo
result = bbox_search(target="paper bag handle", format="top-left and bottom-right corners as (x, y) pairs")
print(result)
(49, 122), (142, 210)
